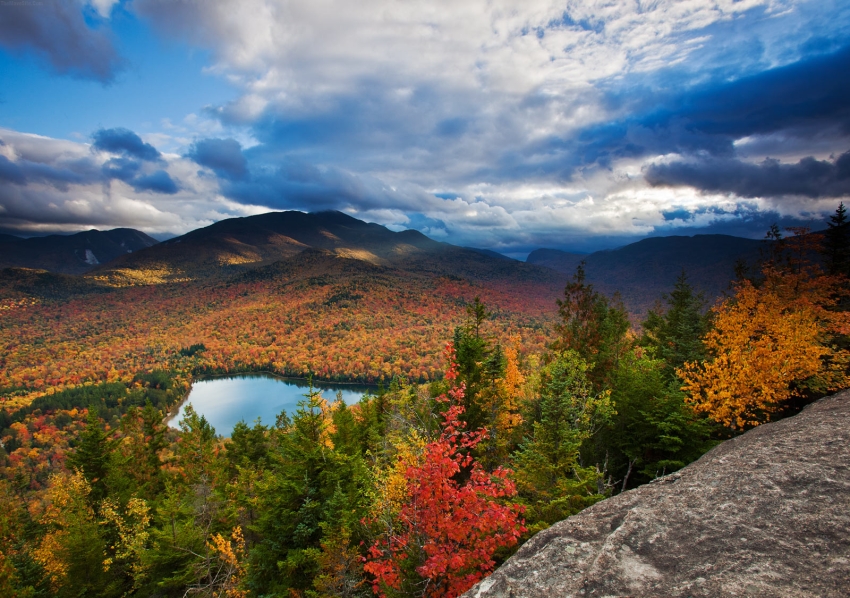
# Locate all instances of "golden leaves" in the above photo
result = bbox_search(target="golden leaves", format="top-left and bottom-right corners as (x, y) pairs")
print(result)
(206, 526), (248, 598)
(680, 236), (849, 429)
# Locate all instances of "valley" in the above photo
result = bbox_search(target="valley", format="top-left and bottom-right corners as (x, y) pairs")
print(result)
(1, 208), (846, 598)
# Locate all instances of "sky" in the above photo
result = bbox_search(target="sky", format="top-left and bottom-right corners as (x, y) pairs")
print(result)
(0, 0), (849, 257)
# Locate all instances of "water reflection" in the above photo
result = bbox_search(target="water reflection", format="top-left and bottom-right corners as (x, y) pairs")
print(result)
(168, 374), (373, 437)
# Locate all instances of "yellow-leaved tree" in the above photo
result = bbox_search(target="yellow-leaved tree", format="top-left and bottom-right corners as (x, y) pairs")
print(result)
(680, 228), (849, 429)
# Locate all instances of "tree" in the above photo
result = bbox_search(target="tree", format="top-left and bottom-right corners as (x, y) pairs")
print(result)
(554, 263), (629, 388)
(363, 350), (525, 598)
(248, 383), (371, 595)
(680, 228), (850, 429)
(33, 472), (130, 597)
(465, 296), (490, 340)
(602, 350), (714, 489)
(175, 404), (218, 484)
(823, 202), (850, 278)
(640, 270), (711, 380)
(512, 350), (614, 530)
(111, 403), (168, 502)
(479, 338), (526, 469)
(452, 297), (493, 431)
(67, 409), (113, 506)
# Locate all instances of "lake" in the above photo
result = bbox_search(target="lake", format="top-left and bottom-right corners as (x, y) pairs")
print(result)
(167, 374), (374, 436)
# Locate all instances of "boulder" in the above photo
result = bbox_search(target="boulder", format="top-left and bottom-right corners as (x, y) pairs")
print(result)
(464, 389), (850, 598)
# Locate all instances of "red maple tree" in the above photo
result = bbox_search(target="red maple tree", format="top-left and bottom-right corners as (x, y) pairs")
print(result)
(364, 345), (525, 597)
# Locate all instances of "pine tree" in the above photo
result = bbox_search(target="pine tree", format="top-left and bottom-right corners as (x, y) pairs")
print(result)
(139, 402), (167, 498)
(452, 296), (494, 431)
(513, 350), (614, 530)
(555, 262), (629, 388)
(603, 350), (714, 489)
(823, 202), (849, 278)
(249, 384), (371, 595)
(640, 270), (711, 380)
(67, 409), (113, 505)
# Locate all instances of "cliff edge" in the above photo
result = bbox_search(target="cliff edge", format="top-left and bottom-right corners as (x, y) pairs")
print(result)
(464, 389), (850, 598)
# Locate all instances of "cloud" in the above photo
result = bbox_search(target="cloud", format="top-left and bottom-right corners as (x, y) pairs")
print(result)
(101, 157), (141, 183)
(551, 43), (850, 175)
(5, 1), (850, 253)
(0, 127), (254, 236)
(131, 0), (798, 179)
(186, 138), (248, 180)
(92, 128), (162, 161)
(0, 0), (122, 82)
(132, 170), (179, 194)
(0, 155), (26, 185)
(646, 151), (850, 199)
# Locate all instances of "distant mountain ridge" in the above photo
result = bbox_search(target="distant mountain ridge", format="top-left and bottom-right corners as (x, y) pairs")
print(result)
(89, 210), (562, 287)
(0, 228), (158, 275)
(527, 234), (766, 317)
(0, 213), (775, 319)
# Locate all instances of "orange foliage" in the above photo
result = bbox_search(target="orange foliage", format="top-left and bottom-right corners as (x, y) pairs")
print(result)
(0, 265), (558, 409)
(680, 229), (849, 428)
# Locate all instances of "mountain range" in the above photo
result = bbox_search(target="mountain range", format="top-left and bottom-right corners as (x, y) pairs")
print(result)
(80, 210), (561, 288)
(527, 234), (767, 316)
(0, 211), (771, 317)
(0, 228), (158, 276)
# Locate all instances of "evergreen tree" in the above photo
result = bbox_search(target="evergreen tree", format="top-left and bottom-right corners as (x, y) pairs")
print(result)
(554, 262), (629, 388)
(601, 350), (714, 490)
(513, 351), (615, 531)
(640, 270), (712, 380)
(466, 295), (490, 338)
(140, 401), (167, 496)
(249, 385), (370, 595)
(823, 202), (849, 278)
(452, 296), (494, 430)
(226, 419), (270, 473)
(67, 409), (113, 505)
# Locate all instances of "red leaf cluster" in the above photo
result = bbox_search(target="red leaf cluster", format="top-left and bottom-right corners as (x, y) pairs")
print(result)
(364, 345), (525, 597)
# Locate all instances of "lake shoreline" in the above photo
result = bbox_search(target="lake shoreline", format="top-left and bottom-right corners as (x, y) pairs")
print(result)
(164, 372), (376, 434)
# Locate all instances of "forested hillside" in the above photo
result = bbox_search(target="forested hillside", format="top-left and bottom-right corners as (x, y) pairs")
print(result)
(0, 206), (848, 597)
(527, 234), (765, 317)
(87, 211), (561, 287)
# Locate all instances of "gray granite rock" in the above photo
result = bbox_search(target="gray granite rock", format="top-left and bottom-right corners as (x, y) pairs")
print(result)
(464, 389), (850, 598)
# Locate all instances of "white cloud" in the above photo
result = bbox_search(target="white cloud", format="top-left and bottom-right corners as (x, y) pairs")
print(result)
(0, 128), (262, 236)
(88, 0), (120, 18)
(4, 0), (847, 251)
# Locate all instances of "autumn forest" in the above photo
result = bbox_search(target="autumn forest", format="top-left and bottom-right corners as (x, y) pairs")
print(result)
(1, 207), (849, 598)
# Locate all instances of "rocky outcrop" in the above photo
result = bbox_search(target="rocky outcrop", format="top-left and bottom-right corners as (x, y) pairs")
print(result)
(465, 390), (850, 598)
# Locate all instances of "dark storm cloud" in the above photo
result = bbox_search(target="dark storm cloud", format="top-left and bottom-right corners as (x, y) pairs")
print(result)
(546, 44), (850, 176)
(132, 170), (179, 194)
(222, 160), (404, 213)
(186, 138), (248, 180)
(101, 157), (141, 182)
(92, 128), (162, 161)
(0, 154), (97, 190)
(0, 0), (122, 82)
(0, 128), (178, 196)
(0, 155), (26, 184)
(663, 45), (850, 140)
(652, 206), (827, 240)
(646, 151), (850, 198)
